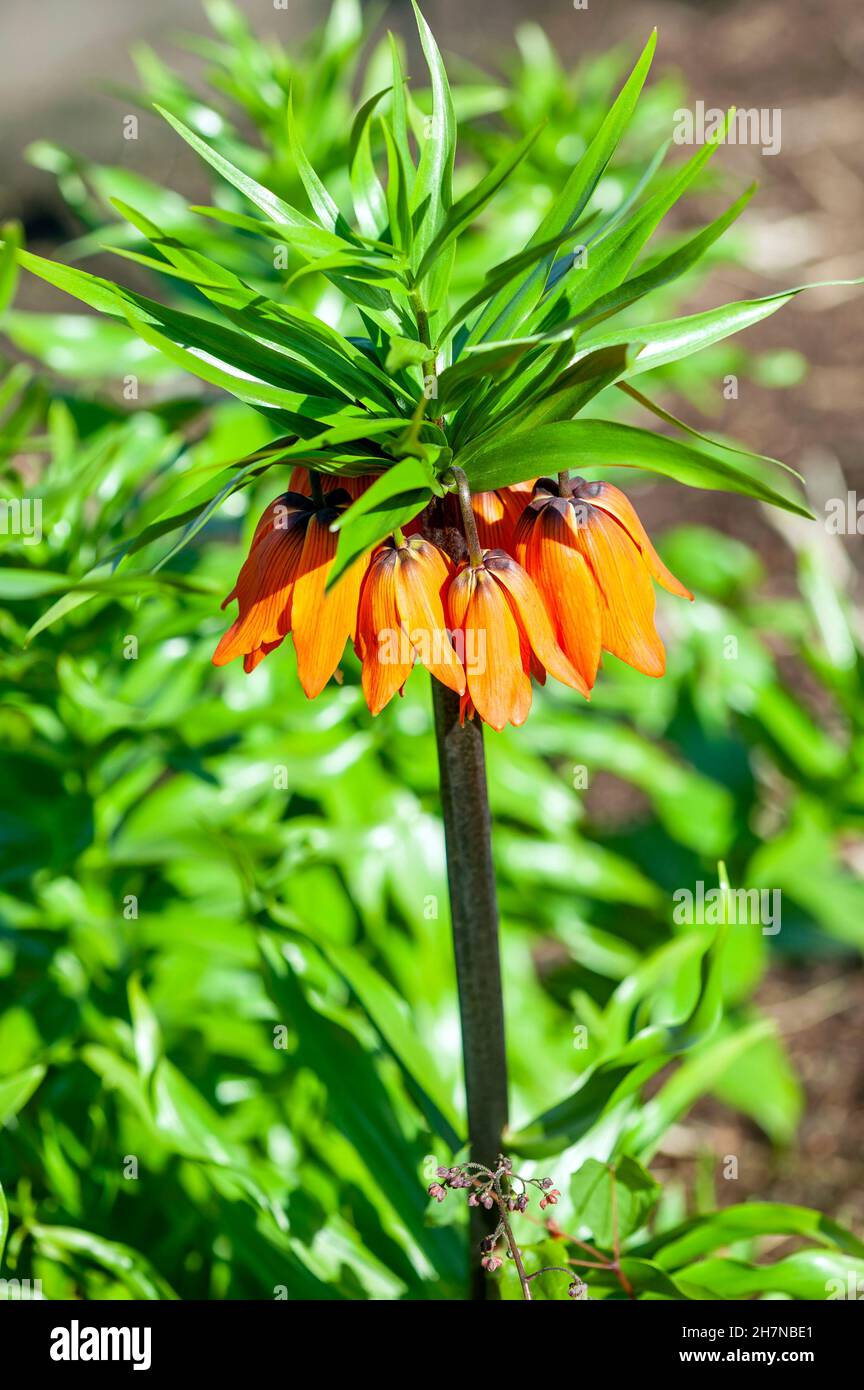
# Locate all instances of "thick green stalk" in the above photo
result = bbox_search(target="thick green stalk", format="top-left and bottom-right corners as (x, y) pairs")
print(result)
(432, 680), (509, 1298)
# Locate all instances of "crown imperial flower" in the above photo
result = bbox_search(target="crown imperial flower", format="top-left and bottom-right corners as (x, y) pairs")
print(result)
(470, 482), (535, 554)
(213, 468), (694, 727)
(446, 547), (589, 731)
(354, 536), (465, 714)
(213, 487), (367, 694)
(514, 476), (693, 690)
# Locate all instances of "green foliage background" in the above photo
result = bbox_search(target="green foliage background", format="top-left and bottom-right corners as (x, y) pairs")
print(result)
(1, 1), (862, 1300)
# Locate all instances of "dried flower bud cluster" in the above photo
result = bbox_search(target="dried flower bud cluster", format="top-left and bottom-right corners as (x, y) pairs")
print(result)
(428, 1156), (554, 1212)
(426, 1154), (585, 1300)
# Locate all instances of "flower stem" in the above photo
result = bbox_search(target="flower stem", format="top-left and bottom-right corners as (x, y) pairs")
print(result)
(308, 468), (325, 508)
(496, 1201), (532, 1300)
(431, 681), (509, 1299)
(410, 289), (437, 387)
(450, 466), (484, 567)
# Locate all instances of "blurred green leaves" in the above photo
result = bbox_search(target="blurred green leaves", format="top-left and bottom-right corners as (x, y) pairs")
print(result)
(570, 1155), (660, 1248)
(1, 0), (862, 1304)
(0, 1066), (47, 1127)
(9, 0), (848, 576)
(2, 333), (861, 1297)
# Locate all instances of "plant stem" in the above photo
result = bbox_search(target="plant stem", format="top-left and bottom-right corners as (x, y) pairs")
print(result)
(410, 289), (437, 387)
(431, 680), (509, 1299)
(450, 465), (484, 567)
(499, 1209), (532, 1300)
(308, 467), (325, 508)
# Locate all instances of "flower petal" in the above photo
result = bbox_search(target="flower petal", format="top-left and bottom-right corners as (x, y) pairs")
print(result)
(451, 566), (530, 730)
(356, 546), (414, 715)
(292, 513), (365, 697)
(575, 506), (667, 677)
(212, 509), (308, 667)
(396, 541), (465, 696)
(578, 481), (693, 599)
(244, 638), (284, 673)
(288, 467), (373, 501)
(517, 505), (601, 690)
(484, 549), (590, 698)
(471, 486), (528, 553)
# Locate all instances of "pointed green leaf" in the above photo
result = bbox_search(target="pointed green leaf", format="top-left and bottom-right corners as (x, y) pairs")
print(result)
(328, 455), (436, 588)
(409, 1), (456, 298)
(573, 279), (864, 382)
(0, 1064), (46, 1125)
(468, 31), (657, 343)
(154, 104), (350, 258)
(531, 118), (729, 331)
(287, 90), (352, 237)
(457, 418), (812, 516)
(350, 88), (391, 239)
(30, 1224), (178, 1300)
(676, 1250), (864, 1301)
(644, 1203), (864, 1270)
(0, 221), (22, 315)
(388, 31), (414, 179)
(414, 121), (545, 283)
(576, 184), (757, 329)
(570, 1156), (661, 1249)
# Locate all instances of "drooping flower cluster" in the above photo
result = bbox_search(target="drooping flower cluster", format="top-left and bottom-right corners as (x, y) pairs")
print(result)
(214, 466), (692, 729)
(427, 1155), (584, 1298)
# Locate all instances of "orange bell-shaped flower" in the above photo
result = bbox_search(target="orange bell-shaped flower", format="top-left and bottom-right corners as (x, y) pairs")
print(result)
(213, 488), (367, 695)
(287, 466), (372, 502)
(515, 477), (692, 690)
(471, 483), (535, 554)
(354, 536), (466, 714)
(445, 548), (589, 731)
